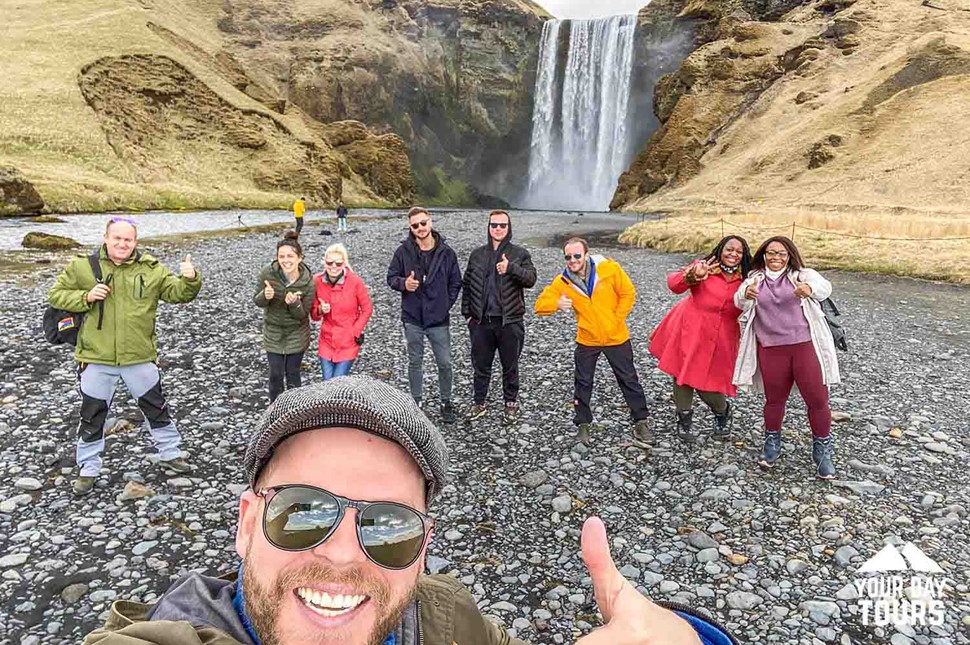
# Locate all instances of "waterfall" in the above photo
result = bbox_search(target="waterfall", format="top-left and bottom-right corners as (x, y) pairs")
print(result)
(523, 15), (638, 211)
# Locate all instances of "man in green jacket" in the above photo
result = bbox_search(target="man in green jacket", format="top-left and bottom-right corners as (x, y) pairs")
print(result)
(83, 377), (734, 645)
(48, 216), (202, 496)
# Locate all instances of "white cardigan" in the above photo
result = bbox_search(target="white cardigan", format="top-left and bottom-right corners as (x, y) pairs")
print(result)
(732, 268), (841, 391)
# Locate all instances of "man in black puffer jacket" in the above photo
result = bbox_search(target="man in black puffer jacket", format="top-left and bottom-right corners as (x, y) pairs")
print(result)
(461, 210), (537, 424)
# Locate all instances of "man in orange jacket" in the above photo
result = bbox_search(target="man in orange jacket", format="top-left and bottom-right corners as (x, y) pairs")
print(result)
(535, 237), (653, 446)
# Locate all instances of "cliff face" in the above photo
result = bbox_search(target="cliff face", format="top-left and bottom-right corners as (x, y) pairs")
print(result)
(219, 0), (550, 204)
(612, 0), (970, 220)
(1, 0), (545, 213)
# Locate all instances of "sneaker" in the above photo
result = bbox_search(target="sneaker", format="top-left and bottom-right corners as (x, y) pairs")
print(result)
(676, 410), (697, 443)
(758, 432), (782, 469)
(812, 436), (837, 480)
(503, 401), (520, 424)
(465, 403), (487, 421)
(712, 403), (733, 440)
(73, 476), (95, 497)
(576, 423), (594, 445)
(159, 457), (192, 474)
(440, 402), (456, 424)
(632, 418), (655, 446)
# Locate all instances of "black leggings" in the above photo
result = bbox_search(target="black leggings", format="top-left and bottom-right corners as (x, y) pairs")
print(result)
(268, 352), (303, 402)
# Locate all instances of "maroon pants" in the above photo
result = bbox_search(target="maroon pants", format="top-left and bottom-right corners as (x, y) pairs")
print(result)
(757, 341), (831, 438)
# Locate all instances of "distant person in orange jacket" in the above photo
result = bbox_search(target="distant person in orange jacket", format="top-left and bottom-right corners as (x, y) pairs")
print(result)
(534, 237), (652, 446)
(292, 197), (306, 236)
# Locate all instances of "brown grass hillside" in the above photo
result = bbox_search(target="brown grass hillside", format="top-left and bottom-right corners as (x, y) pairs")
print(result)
(617, 0), (970, 281)
(0, 0), (412, 212)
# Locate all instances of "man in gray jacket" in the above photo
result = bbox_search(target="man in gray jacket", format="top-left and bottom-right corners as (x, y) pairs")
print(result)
(83, 378), (734, 645)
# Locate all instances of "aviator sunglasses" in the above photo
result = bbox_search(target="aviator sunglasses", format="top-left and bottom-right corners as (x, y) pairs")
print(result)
(410, 220), (430, 230)
(255, 485), (434, 570)
(564, 253), (584, 261)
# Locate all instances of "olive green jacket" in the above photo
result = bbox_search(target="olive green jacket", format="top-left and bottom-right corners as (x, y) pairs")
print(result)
(83, 573), (525, 645)
(48, 246), (202, 366)
(253, 261), (316, 355)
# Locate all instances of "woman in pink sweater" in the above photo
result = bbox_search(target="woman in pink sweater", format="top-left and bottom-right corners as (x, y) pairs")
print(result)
(310, 243), (373, 380)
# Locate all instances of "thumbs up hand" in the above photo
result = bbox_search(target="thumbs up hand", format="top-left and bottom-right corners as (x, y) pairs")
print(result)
(496, 253), (510, 275)
(263, 280), (275, 301)
(744, 281), (760, 301)
(404, 270), (420, 292)
(180, 254), (196, 279)
(575, 517), (703, 645)
(284, 291), (302, 306)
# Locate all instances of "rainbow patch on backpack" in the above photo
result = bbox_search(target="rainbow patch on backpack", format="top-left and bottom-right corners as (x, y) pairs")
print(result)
(57, 316), (76, 332)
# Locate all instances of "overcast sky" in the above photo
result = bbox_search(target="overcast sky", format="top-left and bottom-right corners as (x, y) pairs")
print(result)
(536, 0), (647, 18)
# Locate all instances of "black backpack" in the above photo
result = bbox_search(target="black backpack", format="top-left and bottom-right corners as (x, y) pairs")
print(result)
(43, 252), (104, 346)
(819, 297), (847, 352)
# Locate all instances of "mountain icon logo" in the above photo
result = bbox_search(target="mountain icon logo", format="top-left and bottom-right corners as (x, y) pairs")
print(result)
(858, 543), (944, 574)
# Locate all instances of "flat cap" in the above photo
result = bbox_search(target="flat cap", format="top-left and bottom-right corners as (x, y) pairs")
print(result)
(244, 376), (449, 502)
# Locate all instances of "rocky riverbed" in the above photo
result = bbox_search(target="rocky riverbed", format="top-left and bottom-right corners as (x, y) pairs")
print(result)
(0, 211), (968, 644)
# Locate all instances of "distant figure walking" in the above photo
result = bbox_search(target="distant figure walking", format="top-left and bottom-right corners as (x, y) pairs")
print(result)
(461, 210), (537, 424)
(649, 236), (751, 443)
(336, 202), (349, 232)
(386, 207), (462, 424)
(734, 236), (841, 479)
(534, 237), (652, 446)
(254, 231), (316, 403)
(48, 216), (202, 496)
(311, 243), (373, 380)
(292, 197), (306, 236)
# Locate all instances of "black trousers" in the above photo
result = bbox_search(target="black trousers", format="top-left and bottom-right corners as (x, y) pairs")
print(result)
(470, 318), (525, 405)
(268, 352), (303, 402)
(294, 217), (304, 236)
(573, 340), (649, 425)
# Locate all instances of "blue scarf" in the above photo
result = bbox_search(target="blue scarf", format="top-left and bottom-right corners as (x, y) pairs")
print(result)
(232, 565), (397, 645)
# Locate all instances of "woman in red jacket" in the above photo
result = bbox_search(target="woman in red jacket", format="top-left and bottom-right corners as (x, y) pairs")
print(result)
(310, 243), (373, 380)
(649, 235), (752, 443)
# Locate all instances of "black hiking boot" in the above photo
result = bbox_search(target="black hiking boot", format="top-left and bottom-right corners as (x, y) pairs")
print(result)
(440, 402), (457, 424)
(758, 432), (782, 469)
(676, 410), (698, 444)
(813, 435), (837, 480)
(712, 403), (733, 440)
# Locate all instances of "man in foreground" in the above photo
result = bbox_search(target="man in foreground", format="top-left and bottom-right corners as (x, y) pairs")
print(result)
(461, 210), (537, 424)
(83, 377), (734, 645)
(534, 237), (653, 446)
(386, 207), (463, 423)
(48, 216), (202, 495)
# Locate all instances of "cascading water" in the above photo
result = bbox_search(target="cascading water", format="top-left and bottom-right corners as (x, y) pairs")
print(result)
(523, 15), (638, 211)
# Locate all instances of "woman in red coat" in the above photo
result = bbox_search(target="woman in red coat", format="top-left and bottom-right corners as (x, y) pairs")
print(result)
(310, 243), (373, 380)
(649, 235), (752, 443)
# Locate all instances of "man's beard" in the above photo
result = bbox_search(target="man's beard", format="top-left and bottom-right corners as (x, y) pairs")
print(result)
(242, 552), (416, 645)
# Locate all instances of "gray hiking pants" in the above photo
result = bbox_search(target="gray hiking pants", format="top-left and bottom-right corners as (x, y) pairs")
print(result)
(76, 362), (182, 476)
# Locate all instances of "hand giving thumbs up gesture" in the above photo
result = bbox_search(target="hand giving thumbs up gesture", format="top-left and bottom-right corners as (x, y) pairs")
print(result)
(180, 254), (196, 279)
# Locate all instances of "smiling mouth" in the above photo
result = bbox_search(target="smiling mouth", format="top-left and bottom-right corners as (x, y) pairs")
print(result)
(295, 588), (368, 618)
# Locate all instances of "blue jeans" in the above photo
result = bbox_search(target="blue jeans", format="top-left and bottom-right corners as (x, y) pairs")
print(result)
(320, 358), (354, 380)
